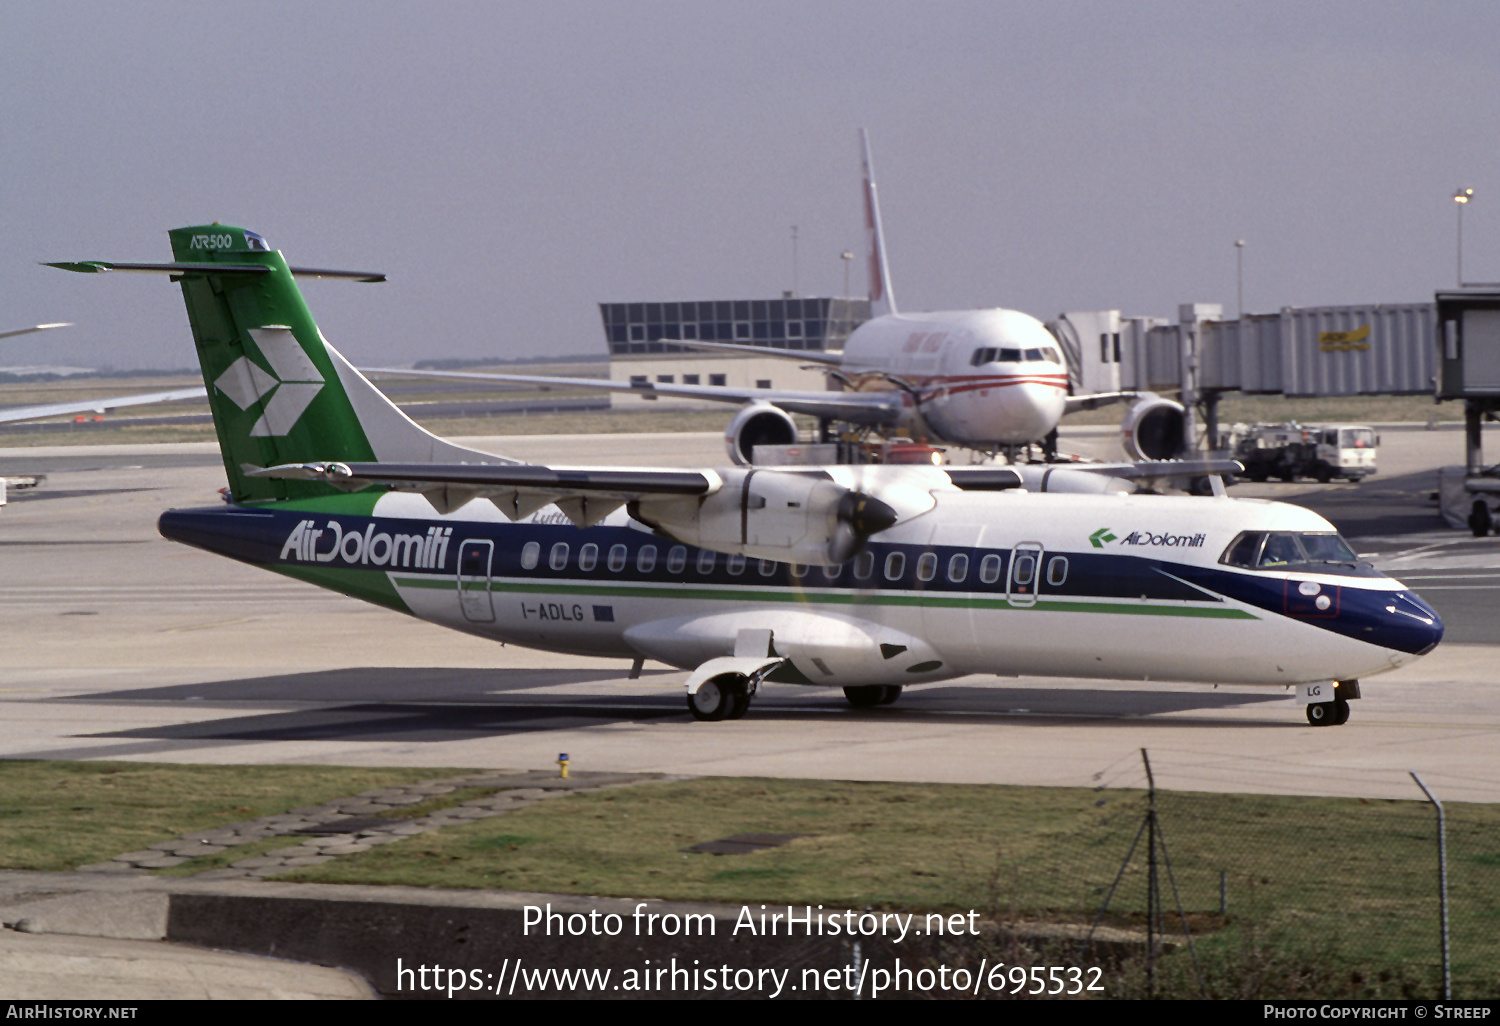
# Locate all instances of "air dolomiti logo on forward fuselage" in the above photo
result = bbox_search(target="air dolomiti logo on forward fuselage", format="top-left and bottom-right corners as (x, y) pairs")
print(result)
(1093, 527), (1205, 549)
(280, 519), (452, 569)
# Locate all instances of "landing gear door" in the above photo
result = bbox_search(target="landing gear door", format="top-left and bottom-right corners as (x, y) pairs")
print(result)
(458, 539), (495, 623)
(1007, 542), (1043, 607)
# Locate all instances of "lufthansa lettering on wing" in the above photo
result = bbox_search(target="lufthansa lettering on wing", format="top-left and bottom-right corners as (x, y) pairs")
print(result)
(1118, 530), (1207, 549)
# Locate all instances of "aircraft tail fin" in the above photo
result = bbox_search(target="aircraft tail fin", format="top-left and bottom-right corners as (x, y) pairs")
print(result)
(860, 128), (898, 316)
(55, 225), (510, 502)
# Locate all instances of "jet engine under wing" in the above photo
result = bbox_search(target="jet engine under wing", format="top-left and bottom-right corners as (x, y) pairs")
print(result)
(361, 366), (908, 426)
(0, 386), (208, 426)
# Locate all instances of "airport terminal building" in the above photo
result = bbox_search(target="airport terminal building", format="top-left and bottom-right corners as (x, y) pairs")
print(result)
(601, 296), (869, 406)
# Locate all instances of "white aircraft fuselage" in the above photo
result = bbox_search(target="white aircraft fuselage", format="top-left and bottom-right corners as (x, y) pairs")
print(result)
(839, 308), (1069, 447)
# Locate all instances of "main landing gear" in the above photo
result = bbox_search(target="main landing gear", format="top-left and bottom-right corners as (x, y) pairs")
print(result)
(686, 674), (754, 722)
(843, 685), (902, 708)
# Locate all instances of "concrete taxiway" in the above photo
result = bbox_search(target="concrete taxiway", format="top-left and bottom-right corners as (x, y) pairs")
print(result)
(2, 427), (1498, 805)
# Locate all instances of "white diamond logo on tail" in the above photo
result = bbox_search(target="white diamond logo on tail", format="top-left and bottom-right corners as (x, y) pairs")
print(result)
(212, 327), (326, 436)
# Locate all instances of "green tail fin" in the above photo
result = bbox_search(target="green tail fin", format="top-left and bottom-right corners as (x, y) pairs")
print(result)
(164, 225), (504, 502)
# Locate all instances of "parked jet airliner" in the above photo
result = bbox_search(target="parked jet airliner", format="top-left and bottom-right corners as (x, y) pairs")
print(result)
(50, 226), (1442, 726)
(368, 130), (1181, 465)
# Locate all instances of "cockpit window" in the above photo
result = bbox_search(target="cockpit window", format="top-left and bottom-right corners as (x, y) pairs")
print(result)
(999, 347), (1021, 362)
(1023, 348), (1044, 361)
(243, 230), (271, 252)
(1219, 531), (1371, 575)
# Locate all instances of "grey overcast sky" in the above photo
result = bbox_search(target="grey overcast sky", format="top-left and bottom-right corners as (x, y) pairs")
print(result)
(2, 1), (1498, 370)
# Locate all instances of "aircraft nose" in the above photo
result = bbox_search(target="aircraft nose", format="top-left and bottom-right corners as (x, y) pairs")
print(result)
(1388, 590), (1444, 655)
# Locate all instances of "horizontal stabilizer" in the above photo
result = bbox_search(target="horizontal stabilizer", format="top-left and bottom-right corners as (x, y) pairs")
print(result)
(45, 261), (385, 282)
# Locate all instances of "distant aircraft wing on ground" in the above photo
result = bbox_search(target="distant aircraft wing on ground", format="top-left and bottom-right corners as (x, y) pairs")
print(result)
(361, 366), (908, 426)
(0, 323), (72, 342)
(0, 386), (208, 426)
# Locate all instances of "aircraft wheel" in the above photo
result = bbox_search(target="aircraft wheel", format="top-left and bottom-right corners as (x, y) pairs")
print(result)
(1470, 500), (1492, 538)
(1333, 698), (1351, 725)
(687, 678), (735, 721)
(843, 685), (884, 708)
(877, 685), (903, 705)
(727, 686), (753, 720)
(1306, 701), (1338, 726)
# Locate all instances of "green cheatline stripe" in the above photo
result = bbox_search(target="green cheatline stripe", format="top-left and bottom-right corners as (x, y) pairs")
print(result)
(390, 575), (1259, 620)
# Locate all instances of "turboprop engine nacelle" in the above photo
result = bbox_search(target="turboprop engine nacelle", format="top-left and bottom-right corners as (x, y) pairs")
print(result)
(1120, 394), (1186, 461)
(631, 467), (898, 566)
(725, 402), (799, 465)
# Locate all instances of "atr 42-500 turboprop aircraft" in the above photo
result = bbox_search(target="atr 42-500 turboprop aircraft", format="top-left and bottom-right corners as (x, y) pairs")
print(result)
(366, 130), (1182, 466)
(51, 226), (1442, 726)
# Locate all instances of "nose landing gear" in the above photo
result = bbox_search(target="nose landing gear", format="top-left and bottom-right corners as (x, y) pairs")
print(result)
(1306, 698), (1350, 726)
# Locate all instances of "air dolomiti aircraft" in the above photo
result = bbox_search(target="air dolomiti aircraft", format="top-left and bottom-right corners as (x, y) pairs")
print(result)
(51, 226), (1443, 725)
(370, 130), (1182, 465)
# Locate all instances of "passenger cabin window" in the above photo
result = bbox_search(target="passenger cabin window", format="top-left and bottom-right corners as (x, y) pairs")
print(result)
(578, 544), (598, 572)
(726, 554), (746, 575)
(884, 552), (906, 580)
(697, 549), (716, 573)
(607, 544), (627, 572)
(549, 542), (569, 570)
(1011, 554), (1036, 586)
(667, 546), (687, 574)
(854, 551), (875, 580)
(979, 554), (1003, 584)
(916, 552), (938, 582)
(759, 559), (777, 576)
(637, 545), (657, 573)
(520, 541), (540, 570)
(1046, 556), (1069, 586)
(948, 553), (969, 583)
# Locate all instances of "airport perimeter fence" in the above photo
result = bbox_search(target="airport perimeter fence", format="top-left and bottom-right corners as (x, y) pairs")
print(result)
(981, 770), (1500, 1000)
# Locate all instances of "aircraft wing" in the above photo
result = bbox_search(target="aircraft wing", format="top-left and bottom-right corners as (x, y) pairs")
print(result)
(0, 386), (208, 426)
(1063, 391), (1148, 414)
(249, 460), (718, 521)
(362, 366), (908, 425)
(644, 338), (844, 367)
(0, 323), (71, 342)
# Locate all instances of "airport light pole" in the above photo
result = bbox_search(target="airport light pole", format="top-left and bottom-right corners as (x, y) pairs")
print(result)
(1235, 239), (1246, 319)
(1455, 188), (1473, 287)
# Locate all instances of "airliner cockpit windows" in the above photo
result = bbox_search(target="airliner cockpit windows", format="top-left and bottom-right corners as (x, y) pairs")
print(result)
(1219, 531), (1370, 575)
(1000, 348), (1022, 362)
